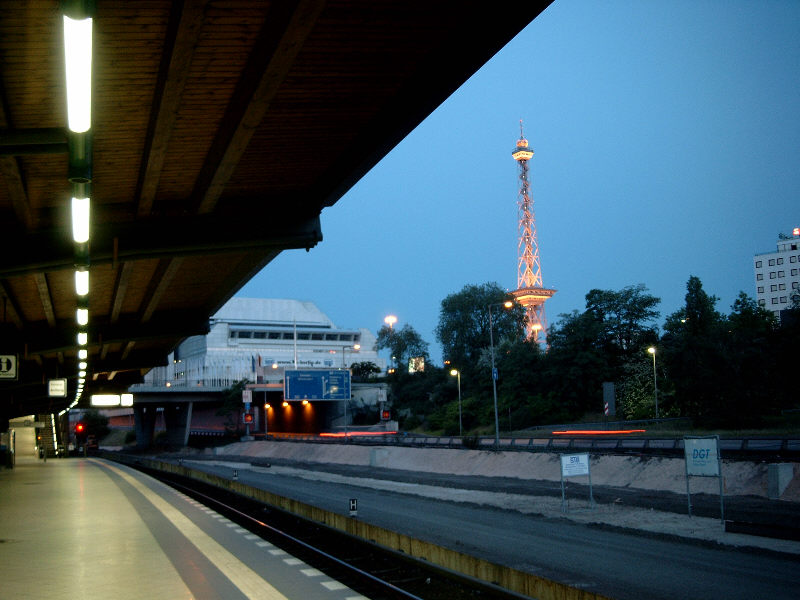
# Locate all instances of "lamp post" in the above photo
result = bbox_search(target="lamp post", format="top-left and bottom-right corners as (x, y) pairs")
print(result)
(647, 346), (659, 419)
(341, 343), (360, 368)
(450, 368), (462, 436)
(488, 300), (513, 447)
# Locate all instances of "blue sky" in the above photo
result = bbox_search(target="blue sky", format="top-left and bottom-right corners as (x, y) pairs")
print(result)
(240, 0), (800, 363)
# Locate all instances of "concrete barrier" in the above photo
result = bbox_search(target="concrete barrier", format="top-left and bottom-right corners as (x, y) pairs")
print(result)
(769, 463), (795, 499)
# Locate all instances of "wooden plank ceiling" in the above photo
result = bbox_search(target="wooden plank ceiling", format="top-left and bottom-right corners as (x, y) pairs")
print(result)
(0, 0), (550, 419)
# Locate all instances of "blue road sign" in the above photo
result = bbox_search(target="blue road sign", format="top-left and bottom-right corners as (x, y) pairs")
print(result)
(284, 369), (351, 400)
(492, 367), (498, 381)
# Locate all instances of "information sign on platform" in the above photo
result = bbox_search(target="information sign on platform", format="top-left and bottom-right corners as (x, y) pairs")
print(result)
(284, 369), (351, 401)
(0, 354), (18, 380)
(48, 379), (67, 397)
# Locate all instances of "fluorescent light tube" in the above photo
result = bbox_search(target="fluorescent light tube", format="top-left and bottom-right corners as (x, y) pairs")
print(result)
(72, 197), (90, 243)
(64, 16), (93, 133)
(75, 270), (89, 296)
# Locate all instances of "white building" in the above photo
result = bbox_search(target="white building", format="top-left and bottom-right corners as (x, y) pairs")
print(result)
(134, 297), (386, 389)
(753, 227), (800, 320)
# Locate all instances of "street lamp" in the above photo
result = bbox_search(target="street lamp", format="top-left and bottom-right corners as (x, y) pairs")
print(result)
(647, 346), (659, 419)
(449, 368), (462, 436)
(488, 300), (514, 447)
(341, 343), (360, 368)
(384, 315), (397, 329)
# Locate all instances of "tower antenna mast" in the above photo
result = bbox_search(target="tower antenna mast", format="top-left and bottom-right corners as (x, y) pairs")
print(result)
(511, 121), (555, 342)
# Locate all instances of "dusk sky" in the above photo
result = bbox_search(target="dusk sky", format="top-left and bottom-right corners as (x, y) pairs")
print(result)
(240, 1), (799, 363)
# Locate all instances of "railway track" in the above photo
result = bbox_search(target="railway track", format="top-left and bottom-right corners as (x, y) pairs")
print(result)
(135, 463), (529, 600)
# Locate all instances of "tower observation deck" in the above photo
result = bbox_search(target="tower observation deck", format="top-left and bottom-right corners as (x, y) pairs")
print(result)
(510, 122), (555, 342)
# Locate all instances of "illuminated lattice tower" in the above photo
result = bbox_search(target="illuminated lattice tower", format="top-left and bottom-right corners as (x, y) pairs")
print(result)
(510, 122), (555, 342)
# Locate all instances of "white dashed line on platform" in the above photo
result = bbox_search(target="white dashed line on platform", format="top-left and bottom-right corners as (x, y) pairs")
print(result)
(321, 581), (347, 591)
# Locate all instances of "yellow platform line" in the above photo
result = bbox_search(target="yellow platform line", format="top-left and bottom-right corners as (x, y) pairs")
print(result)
(95, 459), (287, 600)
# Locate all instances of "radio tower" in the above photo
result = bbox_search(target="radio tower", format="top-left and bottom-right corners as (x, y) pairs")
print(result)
(510, 121), (555, 343)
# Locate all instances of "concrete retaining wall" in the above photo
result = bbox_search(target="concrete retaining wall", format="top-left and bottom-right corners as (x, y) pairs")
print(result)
(211, 440), (800, 500)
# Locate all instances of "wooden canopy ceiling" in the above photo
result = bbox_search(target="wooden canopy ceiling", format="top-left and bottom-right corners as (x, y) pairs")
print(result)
(0, 0), (550, 420)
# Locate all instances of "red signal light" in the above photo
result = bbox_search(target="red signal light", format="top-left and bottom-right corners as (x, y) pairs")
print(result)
(75, 423), (85, 433)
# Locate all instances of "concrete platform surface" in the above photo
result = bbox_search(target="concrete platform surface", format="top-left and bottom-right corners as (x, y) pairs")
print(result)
(0, 455), (367, 600)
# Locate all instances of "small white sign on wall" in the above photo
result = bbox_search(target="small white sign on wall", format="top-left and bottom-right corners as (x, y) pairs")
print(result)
(561, 453), (590, 477)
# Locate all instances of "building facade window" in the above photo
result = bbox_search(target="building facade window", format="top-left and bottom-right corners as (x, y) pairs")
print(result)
(780, 296), (787, 303)
(777, 257), (784, 264)
(769, 272), (776, 279)
(769, 259), (776, 266)
(757, 274), (764, 280)
(759, 299), (766, 306)
(758, 286), (764, 293)
(772, 298), (779, 304)
(778, 271), (785, 278)
(756, 260), (763, 267)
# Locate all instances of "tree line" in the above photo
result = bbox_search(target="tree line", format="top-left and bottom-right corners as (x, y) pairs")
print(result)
(371, 278), (799, 434)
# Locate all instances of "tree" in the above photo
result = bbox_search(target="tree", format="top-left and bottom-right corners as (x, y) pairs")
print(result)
(376, 324), (429, 369)
(584, 284), (660, 358)
(350, 361), (381, 381)
(542, 285), (660, 419)
(660, 276), (727, 422)
(436, 282), (525, 377)
(217, 379), (249, 433)
(544, 309), (610, 417)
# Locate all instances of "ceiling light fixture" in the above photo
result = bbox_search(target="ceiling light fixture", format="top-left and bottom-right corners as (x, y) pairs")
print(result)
(63, 15), (93, 133)
(75, 270), (89, 296)
(71, 197), (90, 243)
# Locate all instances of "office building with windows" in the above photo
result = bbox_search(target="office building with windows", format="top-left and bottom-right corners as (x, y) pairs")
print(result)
(753, 227), (800, 320)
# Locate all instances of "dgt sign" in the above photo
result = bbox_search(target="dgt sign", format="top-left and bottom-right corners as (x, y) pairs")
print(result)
(683, 435), (724, 521)
(684, 437), (720, 476)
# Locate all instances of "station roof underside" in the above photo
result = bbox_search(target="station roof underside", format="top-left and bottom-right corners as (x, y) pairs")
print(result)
(0, 1), (550, 419)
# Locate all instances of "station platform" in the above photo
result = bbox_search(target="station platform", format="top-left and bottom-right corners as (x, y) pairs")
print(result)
(0, 455), (366, 600)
